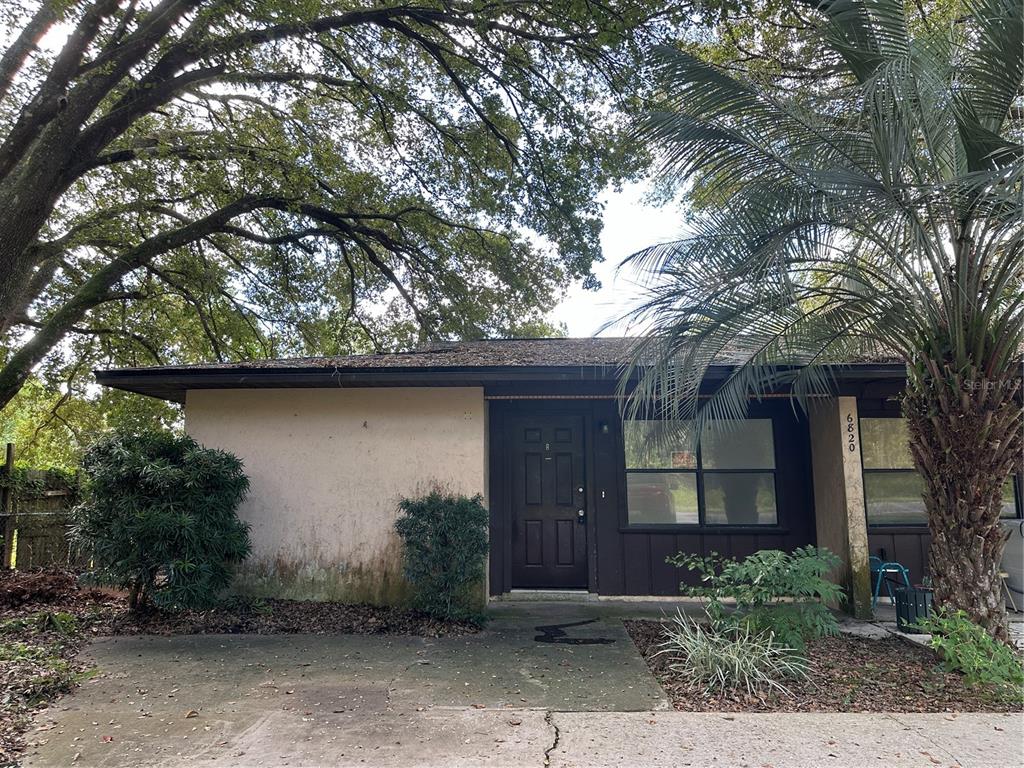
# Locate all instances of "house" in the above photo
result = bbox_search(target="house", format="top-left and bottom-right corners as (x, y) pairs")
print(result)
(95, 337), (1023, 616)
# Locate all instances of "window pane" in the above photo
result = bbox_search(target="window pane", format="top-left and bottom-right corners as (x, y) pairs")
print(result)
(624, 420), (696, 469)
(700, 420), (775, 469)
(626, 472), (699, 525)
(860, 418), (914, 469)
(1000, 480), (1019, 519)
(703, 473), (777, 525)
(864, 471), (926, 524)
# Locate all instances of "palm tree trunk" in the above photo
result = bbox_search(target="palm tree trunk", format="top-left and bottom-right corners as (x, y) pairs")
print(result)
(903, 361), (1022, 643)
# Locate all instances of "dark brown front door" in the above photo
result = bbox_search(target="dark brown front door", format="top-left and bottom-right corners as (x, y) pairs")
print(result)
(509, 414), (588, 588)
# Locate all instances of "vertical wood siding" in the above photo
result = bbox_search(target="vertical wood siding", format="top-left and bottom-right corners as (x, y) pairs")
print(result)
(489, 398), (818, 596)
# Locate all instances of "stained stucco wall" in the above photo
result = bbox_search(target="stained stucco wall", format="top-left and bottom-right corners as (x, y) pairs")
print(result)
(184, 387), (486, 603)
(808, 397), (872, 618)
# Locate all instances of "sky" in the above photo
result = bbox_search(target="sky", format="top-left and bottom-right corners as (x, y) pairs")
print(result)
(549, 181), (685, 338)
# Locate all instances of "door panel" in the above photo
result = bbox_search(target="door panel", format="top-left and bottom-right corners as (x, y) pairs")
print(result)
(510, 414), (587, 588)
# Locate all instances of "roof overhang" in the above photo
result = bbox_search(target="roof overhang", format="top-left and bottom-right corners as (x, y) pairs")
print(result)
(94, 362), (910, 404)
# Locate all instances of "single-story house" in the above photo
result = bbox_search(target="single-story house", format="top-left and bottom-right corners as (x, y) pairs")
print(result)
(95, 337), (1023, 617)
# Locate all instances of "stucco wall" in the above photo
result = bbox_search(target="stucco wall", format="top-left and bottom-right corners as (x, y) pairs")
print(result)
(808, 397), (872, 618)
(184, 387), (486, 603)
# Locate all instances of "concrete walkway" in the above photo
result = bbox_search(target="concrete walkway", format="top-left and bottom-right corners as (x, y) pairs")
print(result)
(21, 602), (1024, 768)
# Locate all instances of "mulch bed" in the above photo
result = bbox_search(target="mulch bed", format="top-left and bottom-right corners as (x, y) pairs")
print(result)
(0, 569), (477, 765)
(0, 569), (479, 638)
(99, 599), (479, 637)
(625, 618), (1023, 713)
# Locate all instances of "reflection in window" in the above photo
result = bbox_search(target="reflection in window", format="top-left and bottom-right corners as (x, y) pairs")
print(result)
(703, 473), (778, 525)
(624, 419), (778, 527)
(864, 472), (927, 525)
(626, 473), (699, 525)
(860, 418), (1021, 524)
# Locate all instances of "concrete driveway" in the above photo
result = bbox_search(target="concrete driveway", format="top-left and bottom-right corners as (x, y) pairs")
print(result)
(22, 602), (1024, 768)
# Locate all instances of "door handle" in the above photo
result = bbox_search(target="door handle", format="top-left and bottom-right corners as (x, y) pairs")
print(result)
(577, 509), (585, 525)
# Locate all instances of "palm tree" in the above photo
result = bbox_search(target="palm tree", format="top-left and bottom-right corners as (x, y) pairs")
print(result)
(624, 0), (1022, 640)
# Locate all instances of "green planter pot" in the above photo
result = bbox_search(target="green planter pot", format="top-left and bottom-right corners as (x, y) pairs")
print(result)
(894, 586), (933, 633)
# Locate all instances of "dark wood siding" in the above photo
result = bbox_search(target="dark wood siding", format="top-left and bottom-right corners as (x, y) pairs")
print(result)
(867, 528), (931, 582)
(489, 396), (818, 597)
(594, 400), (816, 596)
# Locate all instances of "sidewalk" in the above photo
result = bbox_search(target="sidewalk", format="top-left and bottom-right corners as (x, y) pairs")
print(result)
(548, 711), (1023, 768)
(20, 600), (1024, 768)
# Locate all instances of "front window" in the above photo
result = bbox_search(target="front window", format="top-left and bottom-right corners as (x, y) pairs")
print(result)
(625, 419), (778, 527)
(860, 418), (1020, 525)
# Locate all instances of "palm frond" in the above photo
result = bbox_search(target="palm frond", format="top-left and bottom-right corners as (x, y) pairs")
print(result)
(625, 0), (1024, 432)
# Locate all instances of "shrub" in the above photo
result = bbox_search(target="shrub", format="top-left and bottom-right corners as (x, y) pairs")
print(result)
(394, 490), (488, 623)
(72, 429), (251, 612)
(915, 609), (1024, 699)
(656, 609), (809, 695)
(668, 546), (843, 650)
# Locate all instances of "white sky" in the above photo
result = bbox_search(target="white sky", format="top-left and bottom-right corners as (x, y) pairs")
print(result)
(549, 180), (684, 337)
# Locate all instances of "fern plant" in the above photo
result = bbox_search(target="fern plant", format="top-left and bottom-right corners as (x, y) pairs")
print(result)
(669, 546), (843, 650)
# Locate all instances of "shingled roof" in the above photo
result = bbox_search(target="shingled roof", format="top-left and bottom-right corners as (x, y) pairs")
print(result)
(119, 337), (640, 372)
(100, 337), (676, 373)
(95, 337), (908, 402)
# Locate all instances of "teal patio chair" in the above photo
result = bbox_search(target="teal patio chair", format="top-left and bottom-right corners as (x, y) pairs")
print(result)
(870, 556), (911, 609)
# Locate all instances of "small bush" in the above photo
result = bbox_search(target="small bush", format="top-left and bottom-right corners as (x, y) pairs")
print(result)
(395, 490), (488, 624)
(915, 610), (1024, 698)
(656, 609), (809, 695)
(668, 546), (843, 650)
(72, 429), (251, 612)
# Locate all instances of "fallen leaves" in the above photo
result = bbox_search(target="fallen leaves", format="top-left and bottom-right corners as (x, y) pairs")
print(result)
(624, 619), (1023, 713)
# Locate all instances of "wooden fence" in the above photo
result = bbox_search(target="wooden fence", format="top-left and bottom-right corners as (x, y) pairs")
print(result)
(0, 443), (86, 570)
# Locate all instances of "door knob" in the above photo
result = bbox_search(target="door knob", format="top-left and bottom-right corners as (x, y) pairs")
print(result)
(577, 509), (585, 524)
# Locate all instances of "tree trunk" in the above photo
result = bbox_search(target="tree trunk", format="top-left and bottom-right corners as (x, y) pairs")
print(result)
(128, 581), (144, 614)
(903, 361), (1022, 643)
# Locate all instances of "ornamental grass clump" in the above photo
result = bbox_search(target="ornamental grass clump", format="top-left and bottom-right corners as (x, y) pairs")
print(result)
(656, 609), (809, 696)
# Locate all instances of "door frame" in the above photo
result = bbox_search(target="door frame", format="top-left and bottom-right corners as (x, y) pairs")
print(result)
(488, 399), (600, 595)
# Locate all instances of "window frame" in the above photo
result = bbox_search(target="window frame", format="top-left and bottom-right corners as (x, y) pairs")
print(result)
(622, 417), (782, 532)
(859, 415), (1023, 528)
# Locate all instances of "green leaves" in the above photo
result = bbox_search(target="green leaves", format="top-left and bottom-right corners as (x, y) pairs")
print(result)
(0, 0), (676, 435)
(668, 546), (844, 649)
(71, 428), (252, 612)
(394, 490), (488, 624)
(656, 608), (810, 696)
(627, 0), (1023, 431)
(915, 609), (1024, 700)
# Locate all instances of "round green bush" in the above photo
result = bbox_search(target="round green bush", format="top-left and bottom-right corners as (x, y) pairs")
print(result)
(72, 429), (251, 612)
(394, 490), (488, 623)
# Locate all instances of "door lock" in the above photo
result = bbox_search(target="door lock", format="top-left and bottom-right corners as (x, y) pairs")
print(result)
(577, 509), (586, 524)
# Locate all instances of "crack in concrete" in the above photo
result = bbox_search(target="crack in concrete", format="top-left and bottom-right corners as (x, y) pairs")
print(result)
(542, 711), (560, 767)
(384, 654), (426, 711)
(884, 713), (963, 766)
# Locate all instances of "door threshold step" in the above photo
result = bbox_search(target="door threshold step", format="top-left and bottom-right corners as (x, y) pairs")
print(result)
(491, 589), (597, 603)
